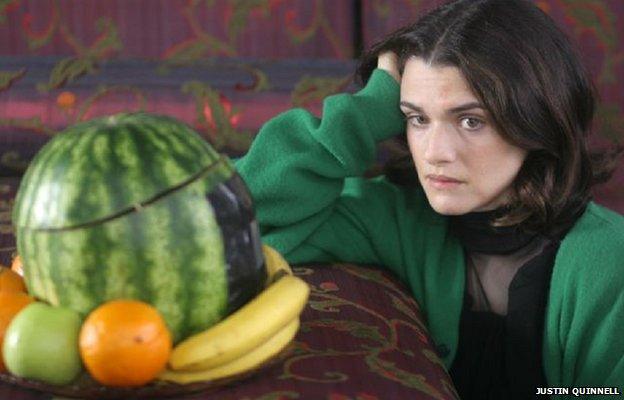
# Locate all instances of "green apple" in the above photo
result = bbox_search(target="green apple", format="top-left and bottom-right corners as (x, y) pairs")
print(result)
(3, 302), (83, 385)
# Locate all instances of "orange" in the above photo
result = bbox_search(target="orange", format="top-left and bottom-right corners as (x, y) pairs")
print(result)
(10, 255), (23, 277)
(0, 291), (35, 371)
(79, 300), (172, 387)
(0, 267), (26, 293)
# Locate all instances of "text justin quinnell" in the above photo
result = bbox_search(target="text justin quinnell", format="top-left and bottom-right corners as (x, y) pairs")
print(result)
(536, 387), (621, 396)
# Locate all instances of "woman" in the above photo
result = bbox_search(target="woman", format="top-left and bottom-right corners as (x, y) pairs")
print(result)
(235, 0), (624, 398)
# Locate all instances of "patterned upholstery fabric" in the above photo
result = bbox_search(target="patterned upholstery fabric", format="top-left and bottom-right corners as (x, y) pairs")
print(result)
(0, 177), (458, 399)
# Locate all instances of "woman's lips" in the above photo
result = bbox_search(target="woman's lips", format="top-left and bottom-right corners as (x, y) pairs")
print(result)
(426, 174), (463, 189)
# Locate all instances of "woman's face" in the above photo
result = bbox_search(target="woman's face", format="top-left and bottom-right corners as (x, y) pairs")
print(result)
(400, 57), (527, 215)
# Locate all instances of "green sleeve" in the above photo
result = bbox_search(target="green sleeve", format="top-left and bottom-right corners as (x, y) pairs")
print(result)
(235, 69), (416, 276)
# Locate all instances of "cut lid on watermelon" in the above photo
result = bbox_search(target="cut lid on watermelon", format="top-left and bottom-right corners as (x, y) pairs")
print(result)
(18, 155), (234, 232)
(13, 113), (233, 230)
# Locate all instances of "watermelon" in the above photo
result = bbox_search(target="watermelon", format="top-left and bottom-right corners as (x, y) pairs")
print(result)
(12, 113), (266, 342)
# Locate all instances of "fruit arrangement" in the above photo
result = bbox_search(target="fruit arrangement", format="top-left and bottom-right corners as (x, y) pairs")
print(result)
(0, 244), (308, 392)
(0, 113), (310, 395)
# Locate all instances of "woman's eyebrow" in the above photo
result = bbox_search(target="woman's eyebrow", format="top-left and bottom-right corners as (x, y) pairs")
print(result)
(399, 100), (485, 114)
(449, 102), (485, 113)
(399, 101), (422, 112)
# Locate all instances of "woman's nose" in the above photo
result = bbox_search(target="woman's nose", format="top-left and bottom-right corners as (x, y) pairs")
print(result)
(423, 124), (457, 165)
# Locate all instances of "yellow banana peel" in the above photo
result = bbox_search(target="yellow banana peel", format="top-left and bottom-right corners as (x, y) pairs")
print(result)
(159, 318), (300, 384)
(262, 244), (293, 286)
(169, 274), (309, 371)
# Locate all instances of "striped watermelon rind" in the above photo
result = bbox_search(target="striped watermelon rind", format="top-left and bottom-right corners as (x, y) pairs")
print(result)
(12, 113), (264, 343)
(13, 113), (221, 230)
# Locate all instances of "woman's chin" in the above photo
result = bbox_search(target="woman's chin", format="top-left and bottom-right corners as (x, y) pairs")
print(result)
(427, 195), (506, 215)
(426, 195), (474, 216)
(431, 204), (468, 216)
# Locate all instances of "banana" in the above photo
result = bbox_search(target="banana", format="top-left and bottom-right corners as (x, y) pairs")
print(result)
(169, 274), (309, 371)
(262, 244), (293, 286)
(158, 317), (300, 384)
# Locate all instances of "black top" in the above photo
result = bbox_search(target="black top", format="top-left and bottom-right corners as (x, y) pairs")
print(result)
(447, 210), (561, 400)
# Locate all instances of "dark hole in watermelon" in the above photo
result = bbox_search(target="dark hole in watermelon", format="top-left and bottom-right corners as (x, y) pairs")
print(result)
(207, 174), (265, 314)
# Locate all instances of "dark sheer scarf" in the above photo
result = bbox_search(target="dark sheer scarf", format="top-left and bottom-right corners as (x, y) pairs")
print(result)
(448, 209), (560, 400)
(449, 209), (538, 255)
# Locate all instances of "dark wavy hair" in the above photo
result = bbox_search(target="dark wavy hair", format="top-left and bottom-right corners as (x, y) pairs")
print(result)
(356, 0), (622, 236)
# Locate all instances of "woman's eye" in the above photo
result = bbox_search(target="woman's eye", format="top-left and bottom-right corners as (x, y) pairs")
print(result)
(461, 117), (484, 130)
(407, 115), (427, 127)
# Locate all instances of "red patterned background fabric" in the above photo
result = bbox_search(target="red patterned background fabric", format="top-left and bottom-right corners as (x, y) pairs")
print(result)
(0, 0), (623, 214)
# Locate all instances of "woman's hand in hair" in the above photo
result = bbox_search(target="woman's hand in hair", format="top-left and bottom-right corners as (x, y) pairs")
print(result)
(377, 51), (400, 83)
